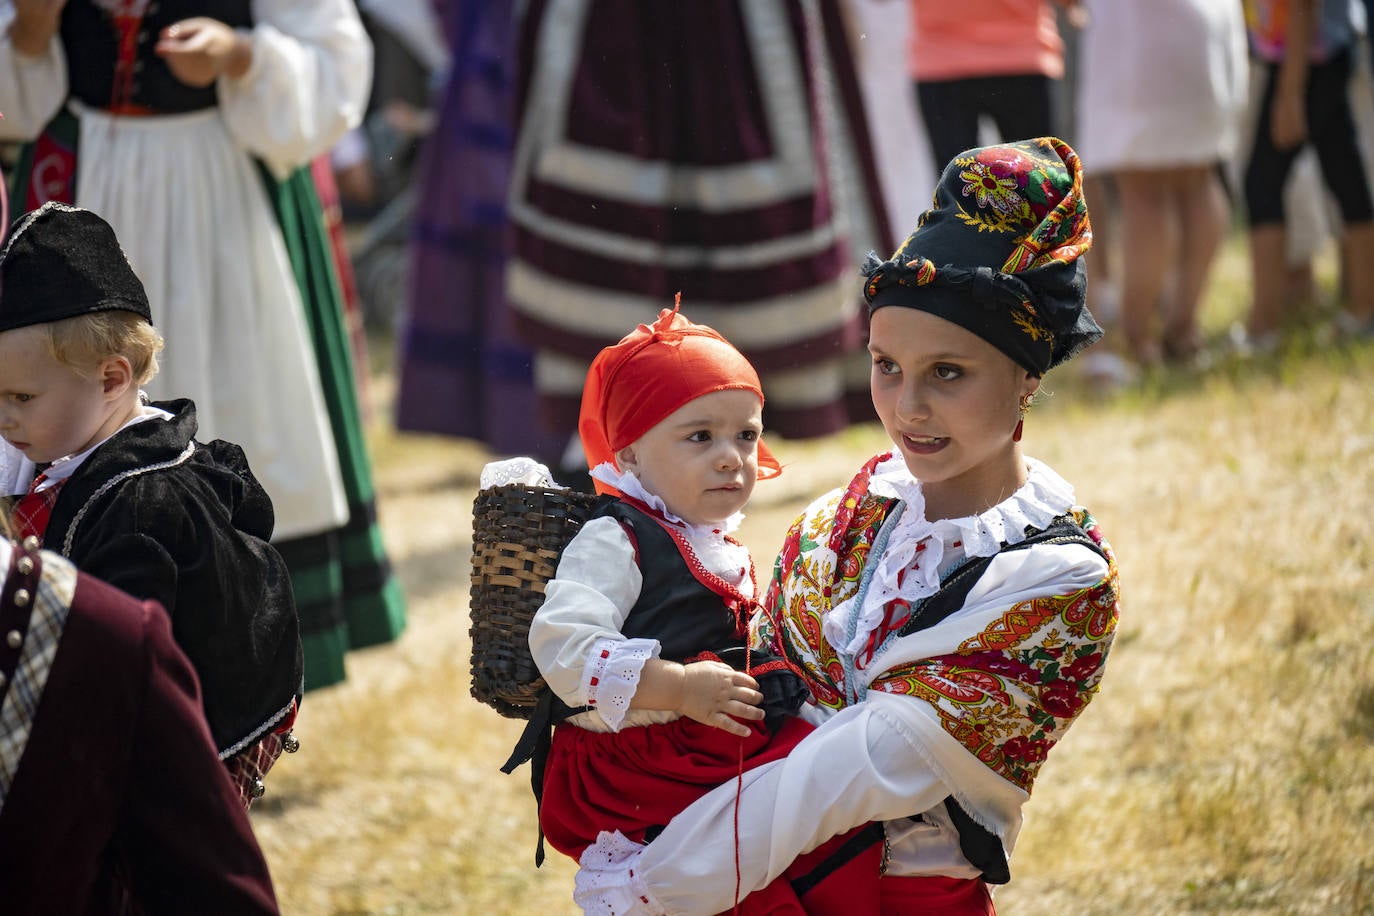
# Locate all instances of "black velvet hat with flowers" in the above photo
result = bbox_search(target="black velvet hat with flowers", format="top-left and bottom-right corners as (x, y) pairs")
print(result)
(863, 137), (1102, 375)
(0, 201), (151, 333)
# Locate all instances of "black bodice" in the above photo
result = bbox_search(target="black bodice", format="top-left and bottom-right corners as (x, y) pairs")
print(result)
(61, 0), (253, 113)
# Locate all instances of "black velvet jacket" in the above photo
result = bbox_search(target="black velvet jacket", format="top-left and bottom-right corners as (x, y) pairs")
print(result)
(44, 398), (301, 757)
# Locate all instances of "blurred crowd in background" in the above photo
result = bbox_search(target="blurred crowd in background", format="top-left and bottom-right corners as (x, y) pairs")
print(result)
(8, 0), (1374, 468)
(320, 0), (1374, 472)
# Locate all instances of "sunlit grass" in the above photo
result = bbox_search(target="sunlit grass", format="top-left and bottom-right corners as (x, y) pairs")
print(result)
(252, 235), (1374, 913)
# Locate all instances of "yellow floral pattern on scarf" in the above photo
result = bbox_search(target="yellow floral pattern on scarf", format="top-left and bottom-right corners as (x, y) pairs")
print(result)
(753, 454), (1120, 792)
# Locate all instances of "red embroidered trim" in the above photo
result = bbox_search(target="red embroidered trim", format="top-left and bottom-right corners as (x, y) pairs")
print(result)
(616, 496), (759, 638)
(747, 659), (795, 677)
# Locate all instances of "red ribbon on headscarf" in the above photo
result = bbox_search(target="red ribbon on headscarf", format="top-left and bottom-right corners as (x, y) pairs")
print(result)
(577, 296), (782, 496)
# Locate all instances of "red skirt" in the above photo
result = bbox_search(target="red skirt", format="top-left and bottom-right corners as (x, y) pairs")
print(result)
(881, 875), (996, 915)
(541, 716), (882, 915)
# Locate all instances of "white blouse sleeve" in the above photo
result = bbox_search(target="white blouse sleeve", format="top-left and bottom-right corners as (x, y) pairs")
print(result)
(529, 517), (658, 721)
(0, 3), (69, 141)
(218, 0), (371, 178)
(576, 691), (953, 914)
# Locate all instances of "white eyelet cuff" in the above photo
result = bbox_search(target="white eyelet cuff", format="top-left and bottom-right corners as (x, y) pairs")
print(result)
(583, 637), (660, 732)
(573, 830), (667, 915)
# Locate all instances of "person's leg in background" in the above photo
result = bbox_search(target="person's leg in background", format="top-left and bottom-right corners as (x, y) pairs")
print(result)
(985, 73), (1055, 145)
(1077, 172), (1140, 390)
(1163, 164), (1232, 360)
(916, 78), (984, 167)
(1243, 61), (1303, 345)
(1113, 169), (1177, 366)
(1306, 50), (1374, 334)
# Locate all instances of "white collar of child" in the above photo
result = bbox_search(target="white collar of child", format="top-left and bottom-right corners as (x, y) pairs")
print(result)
(589, 462), (745, 537)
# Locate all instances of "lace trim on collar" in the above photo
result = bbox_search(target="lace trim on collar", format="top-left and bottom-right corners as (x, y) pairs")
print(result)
(823, 454), (1075, 657)
(866, 453), (1075, 553)
(590, 463), (752, 596)
(589, 463), (745, 536)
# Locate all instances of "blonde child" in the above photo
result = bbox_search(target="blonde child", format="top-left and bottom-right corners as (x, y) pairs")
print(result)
(511, 303), (882, 913)
(0, 202), (300, 802)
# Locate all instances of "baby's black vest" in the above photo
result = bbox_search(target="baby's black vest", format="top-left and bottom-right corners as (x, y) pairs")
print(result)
(502, 497), (805, 865)
(601, 499), (750, 660)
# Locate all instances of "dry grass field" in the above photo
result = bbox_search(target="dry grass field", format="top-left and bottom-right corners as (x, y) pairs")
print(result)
(251, 240), (1374, 914)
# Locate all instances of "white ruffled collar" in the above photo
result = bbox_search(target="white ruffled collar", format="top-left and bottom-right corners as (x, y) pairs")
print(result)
(865, 453), (1075, 554)
(823, 453), (1075, 657)
(590, 462), (745, 536)
(590, 463), (753, 596)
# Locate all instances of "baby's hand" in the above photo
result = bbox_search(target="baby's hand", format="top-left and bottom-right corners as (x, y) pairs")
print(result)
(678, 660), (764, 738)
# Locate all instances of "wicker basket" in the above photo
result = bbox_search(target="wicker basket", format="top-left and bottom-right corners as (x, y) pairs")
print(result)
(469, 483), (599, 718)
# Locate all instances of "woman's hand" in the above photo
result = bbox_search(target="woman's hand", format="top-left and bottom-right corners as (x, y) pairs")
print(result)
(677, 660), (764, 738)
(8, 0), (67, 58)
(155, 17), (252, 88)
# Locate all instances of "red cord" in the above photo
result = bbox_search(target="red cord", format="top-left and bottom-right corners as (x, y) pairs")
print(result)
(731, 641), (751, 914)
(108, 6), (147, 115)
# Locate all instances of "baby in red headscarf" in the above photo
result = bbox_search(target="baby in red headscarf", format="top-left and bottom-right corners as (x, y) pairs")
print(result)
(522, 302), (882, 914)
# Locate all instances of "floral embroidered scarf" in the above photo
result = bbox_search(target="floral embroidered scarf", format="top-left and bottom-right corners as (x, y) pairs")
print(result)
(754, 453), (1120, 793)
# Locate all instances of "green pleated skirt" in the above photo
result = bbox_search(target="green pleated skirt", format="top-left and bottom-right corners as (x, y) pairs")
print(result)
(260, 165), (407, 689)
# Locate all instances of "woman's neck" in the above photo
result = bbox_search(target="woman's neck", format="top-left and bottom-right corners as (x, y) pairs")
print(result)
(918, 449), (1029, 522)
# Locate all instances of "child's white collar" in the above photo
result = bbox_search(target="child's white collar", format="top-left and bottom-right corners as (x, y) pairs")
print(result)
(589, 462), (745, 537)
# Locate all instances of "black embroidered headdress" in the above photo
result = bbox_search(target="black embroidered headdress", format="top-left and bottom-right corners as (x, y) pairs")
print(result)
(863, 137), (1101, 375)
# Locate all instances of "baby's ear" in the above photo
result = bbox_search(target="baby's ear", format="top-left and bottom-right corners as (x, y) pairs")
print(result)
(613, 443), (637, 472)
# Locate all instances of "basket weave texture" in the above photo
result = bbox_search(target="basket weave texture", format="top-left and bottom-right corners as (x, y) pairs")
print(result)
(469, 484), (599, 718)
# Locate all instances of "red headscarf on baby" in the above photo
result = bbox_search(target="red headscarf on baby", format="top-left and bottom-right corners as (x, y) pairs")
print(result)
(578, 300), (782, 497)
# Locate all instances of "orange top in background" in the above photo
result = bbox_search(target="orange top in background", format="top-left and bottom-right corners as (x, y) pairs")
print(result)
(908, 0), (1066, 82)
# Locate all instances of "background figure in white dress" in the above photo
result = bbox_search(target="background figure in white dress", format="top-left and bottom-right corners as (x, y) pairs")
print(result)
(0, 0), (407, 689)
(1076, 0), (1248, 370)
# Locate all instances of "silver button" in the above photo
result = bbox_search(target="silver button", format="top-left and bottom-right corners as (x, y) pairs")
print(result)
(16, 557), (33, 576)
(20, 536), (39, 552)
(5, 631), (19, 649)
(12, 589), (30, 608)
(282, 732), (300, 754)
(250, 777), (266, 799)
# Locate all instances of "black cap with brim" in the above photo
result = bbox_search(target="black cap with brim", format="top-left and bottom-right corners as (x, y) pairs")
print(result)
(0, 202), (152, 333)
